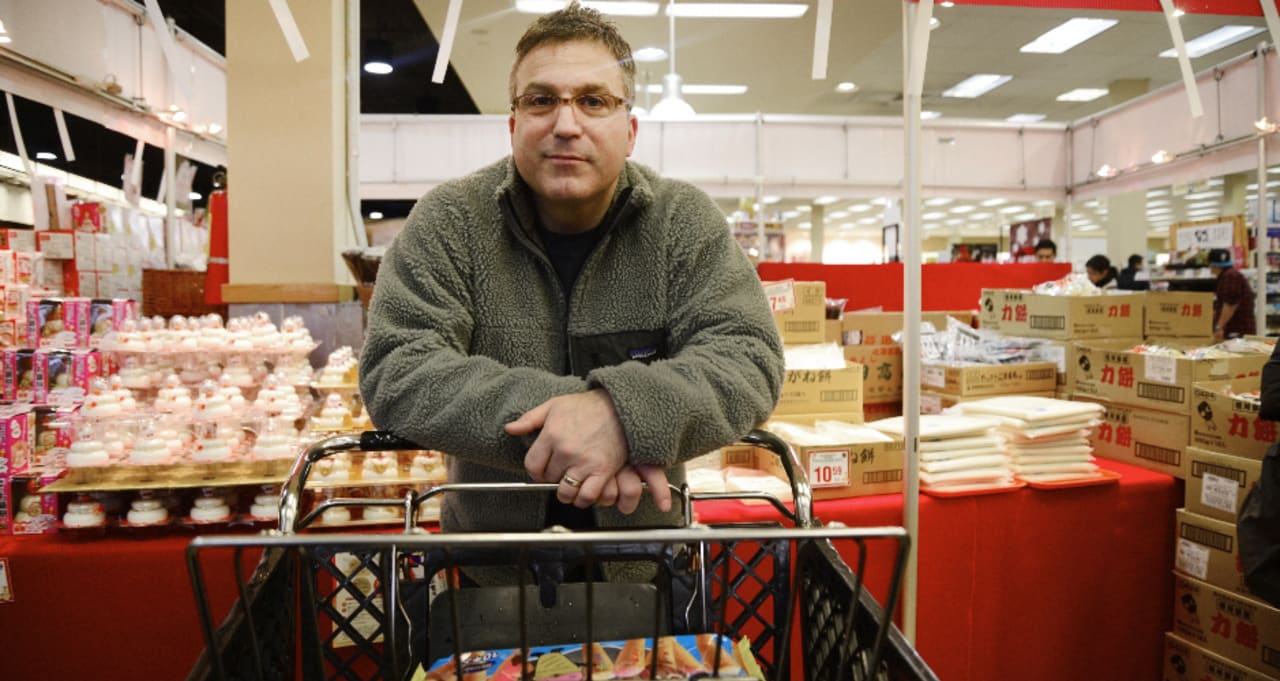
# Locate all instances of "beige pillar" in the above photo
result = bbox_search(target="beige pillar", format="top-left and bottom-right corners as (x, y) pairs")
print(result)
(1104, 190), (1148, 265)
(223, 0), (354, 303)
(810, 204), (825, 263)
(1223, 171), (1250, 217)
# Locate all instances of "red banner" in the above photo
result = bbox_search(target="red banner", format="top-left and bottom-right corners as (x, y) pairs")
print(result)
(919, 0), (1270, 16)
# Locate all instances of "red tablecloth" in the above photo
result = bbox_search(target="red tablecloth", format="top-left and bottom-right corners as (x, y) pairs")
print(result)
(696, 458), (1182, 681)
(0, 458), (1179, 681)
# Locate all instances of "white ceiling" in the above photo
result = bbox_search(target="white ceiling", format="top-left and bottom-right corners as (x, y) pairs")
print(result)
(411, 2), (1268, 120)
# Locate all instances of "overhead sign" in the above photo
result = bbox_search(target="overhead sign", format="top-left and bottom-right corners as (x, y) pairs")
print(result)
(1176, 220), (1234, 251)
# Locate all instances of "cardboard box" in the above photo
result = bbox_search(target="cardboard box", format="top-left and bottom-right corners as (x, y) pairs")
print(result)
(32, 348), (100, 405)
(88, 298), (135, 341)
(0, 408), (33, 476)
(863, 401), (902, 422)
(25, 297), (91, 349)
(844, 344), (903, 404)
(0, 228), (35, 252)
(2, 349), (34, 402)
(1145, 291), (1215, 338)
(0, 251), (14, 286)
(978, 289), (1144, 339)
(31, 406), (72, 472)
(755, 425), (905, 500)
(15, 251), (41, 287)
(767, 280), (826, 345)
(1176, 508), (1250, 599)
(73, 231), (96, 272)
(839, 310), (969, 347)
(1173, 574), (1280, 678)
(36, 230), (74, 260)
(1184, 446), (1265, 524)
(921, 389), (1056, 415)
(774, 365), (862, 417)
(4, 284), (27, 323)
(1083, 398), (1190, 477)
(0, 319), (17, 348)
(70, 201), (103, 232)
(6, 474), (57, 535)
(1073, 341), (1268, 415)
(1163, 633), (1280, 681)
(1191, 378), (1273, 460)
(921, 361), (1058, 397)
(823, 319), (841, 344)
(1031, 337), (1141, 390)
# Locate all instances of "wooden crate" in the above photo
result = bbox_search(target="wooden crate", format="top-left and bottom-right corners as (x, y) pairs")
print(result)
(141, 269), (227, 318)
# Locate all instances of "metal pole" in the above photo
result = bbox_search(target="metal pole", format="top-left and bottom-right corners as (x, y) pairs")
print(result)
(900, 0), (922, 644)
(164, 125), (176, 268)
(1256, 42), (1268, 333)
(347, 0), (367, 249)
(1064, 126), (1074, 265)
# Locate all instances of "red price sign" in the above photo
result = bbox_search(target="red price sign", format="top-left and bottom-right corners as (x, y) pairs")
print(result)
(762, 279), (796, 313)
(808, 449), (849, 488)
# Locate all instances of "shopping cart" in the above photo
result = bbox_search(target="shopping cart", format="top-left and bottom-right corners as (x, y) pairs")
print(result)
(185, 430), (939, 681)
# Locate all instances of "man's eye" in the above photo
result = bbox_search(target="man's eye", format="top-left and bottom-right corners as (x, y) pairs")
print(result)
(577, 95), (607, 110)
(527, 95), (558, 108)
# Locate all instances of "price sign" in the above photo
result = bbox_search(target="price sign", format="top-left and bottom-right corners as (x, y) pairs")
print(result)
(1176, 538), (1210, 580)
(762, 279), (796, 314)
(1175, 220), (1233, 251)
(922, 366), (946, 388)
(807, 449), (849, 488)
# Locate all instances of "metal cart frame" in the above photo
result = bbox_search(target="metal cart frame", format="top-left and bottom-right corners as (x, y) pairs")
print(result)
(186, 430), (940, 681)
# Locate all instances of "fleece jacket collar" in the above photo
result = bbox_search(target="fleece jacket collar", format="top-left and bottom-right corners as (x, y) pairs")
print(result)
(494, 157), (654, 246)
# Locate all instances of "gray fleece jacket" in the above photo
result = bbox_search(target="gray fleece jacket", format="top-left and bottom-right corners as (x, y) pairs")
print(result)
(359, 156), (783, 544)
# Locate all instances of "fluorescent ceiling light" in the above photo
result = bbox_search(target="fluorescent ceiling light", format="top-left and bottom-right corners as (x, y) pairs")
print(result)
(814, 196), (839, 205)
(1147, 200), (1169, 207)
(848, 204), (873, 213)
(1016, 213), (1037, 220)
(951, 205), (976, 213)
(942, 74), (1012, 98)
(1078, 224), (1100, 232)
(517, 0), (659, 15)
(857, 217), (879, 225)
(762, 195), (781, 204)
(1034, 199), (1057, 206)
(1146, 188), (1169, 197)
(369, 211), (384, 219)
(782, 210), (800, 219)
(188, 192), (203, 201)
(796, 205), (810, 212)
(1160, 26), (1265, 58)
(35, 151), (56, 161)
(1021, 18), (1118, 54)
(633, 47), (668, 62)
(828, 211), (850, 219)
(980, 198), (1007, 207)
(1006, 113), (1046, 123)
(1184, 190), (1222, 200)
(667, 3), (808, 18)
(969, 212), (994, 219)
(925, 197), (953, 206)
(1187, 200), (1220, 209)
(1056, 87), (1109, 102)
(920, 110), (942, 119)
(1208, 178), (1224, 186)
(944, 218), (963, 225)
(364, 62), (393, 75)
(835, 82), (858, 93)
(999, 205), (1026, 214)
(642, 84), (748, 95)
(922, 211), (947, 220)
(798, 222), (811, 229)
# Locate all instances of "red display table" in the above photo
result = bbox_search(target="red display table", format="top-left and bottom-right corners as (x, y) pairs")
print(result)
(0, 458), (1178, 681)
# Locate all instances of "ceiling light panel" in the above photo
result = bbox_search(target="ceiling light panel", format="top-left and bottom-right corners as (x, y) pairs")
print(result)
(517, 0), (660, 15)
(1056, 88), (1109, 102)
(633, 47), (667, 61)
(1006, 113), (1047, 123)
(1159, 25), (1265, 58)
(1020, 18), (1118, 54)
(921, 111), (942, 119)
(942, 74), (1012, 98)
(666, 3), (809, 18)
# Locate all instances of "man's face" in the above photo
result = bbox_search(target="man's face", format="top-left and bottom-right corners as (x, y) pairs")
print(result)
(509, 41), (637, 217)
(1034, 248), (1055, 262)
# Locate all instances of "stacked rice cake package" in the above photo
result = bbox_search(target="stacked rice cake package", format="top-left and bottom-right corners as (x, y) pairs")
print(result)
(953, 396), (1105, 483)
(868, 414), (1011, 493)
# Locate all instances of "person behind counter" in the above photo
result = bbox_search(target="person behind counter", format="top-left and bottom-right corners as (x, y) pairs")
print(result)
(1034, 239), (1057, 262)
(1085, 255), (1118, 289)
(1208, 248), (1256, 340)
(1117, 254), (1150, 291)
(358, 2), (784, 550)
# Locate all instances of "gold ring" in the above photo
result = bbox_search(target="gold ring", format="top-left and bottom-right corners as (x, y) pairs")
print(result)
(561, 474), (582, 488)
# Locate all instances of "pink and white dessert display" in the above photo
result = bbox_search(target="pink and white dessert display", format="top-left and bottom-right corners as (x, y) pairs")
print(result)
(108, 375), (138, 412)
(250, 490), (280, 521)
(194, 379), (235, 419)
(189, 490), (232, 522)
(251, 431), (295, 460)
(363, 505), (401, 522)
(216, 375), (248, 411)
(154, 375), (193, 413)
(116, 357), (153, 391)
(126, 496), (169, 526)
(312, 454), (351, 482)
(310, 394), (353, 432)
(316, 347), (357, 387)
(410, 452), (445, 480)
(65, 438), (110, 467)
(63, 497), (107, 528)
(253, 374), (302, 416)
(280, 316), (315, 351)
(191, 434), (234, 463)
(321, 505), (351, 524)
(80, 378), (123, 420)
(130, 435), (172, 465)
(362, 452), (398, 480)
(113, 319), (149, 352)
(220, 361), (256, 389)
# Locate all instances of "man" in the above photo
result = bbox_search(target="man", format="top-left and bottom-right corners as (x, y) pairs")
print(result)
(1208, 248), (1256, 341)
(1116, 254), (1150, 291)
(359, 4), (783, 548)
(1034, 239), (1057, 262)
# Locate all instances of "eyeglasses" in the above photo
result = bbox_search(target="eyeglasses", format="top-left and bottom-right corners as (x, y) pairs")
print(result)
(511, 92), (631, 118)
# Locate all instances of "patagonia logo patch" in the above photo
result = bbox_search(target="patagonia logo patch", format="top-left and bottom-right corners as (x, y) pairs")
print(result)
(628, 346), (659, 360)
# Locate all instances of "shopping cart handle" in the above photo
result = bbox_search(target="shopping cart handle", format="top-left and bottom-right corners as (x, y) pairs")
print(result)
(740, 428), (813, 528)
(359, 430), (423, 452)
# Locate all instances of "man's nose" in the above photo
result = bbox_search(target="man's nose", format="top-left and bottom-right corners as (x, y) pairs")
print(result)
(551, 100), (584, 136)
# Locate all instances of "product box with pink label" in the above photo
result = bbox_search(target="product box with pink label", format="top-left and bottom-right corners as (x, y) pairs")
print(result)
(6, 475), (58, 535)
(25, 297), (91, 349)
(0, 407), (34, 476)
(32, 348), (99, 404)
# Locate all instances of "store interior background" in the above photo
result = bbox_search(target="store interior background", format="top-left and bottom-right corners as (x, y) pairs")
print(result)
(0, 0), (1277, 318)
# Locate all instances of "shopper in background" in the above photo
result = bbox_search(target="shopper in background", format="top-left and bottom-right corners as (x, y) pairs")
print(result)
(1034, 239), (1057, 262)
(1117, 254), (1150, 291)
(1085, 254), (1118, 289)
(360, 3), (783, 550)
(1208, 247), (1256, 340)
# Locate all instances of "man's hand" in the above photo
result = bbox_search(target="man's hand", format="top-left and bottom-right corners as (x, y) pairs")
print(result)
(505, 390), (672, 512)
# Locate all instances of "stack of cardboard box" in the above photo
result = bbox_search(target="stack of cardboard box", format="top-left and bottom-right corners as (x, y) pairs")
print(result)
(838, 310), (974, 420)
(1167, 377), (1279, 680)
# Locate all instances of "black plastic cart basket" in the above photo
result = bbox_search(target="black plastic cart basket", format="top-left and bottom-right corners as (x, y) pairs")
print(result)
(185, 430), (939, 681)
